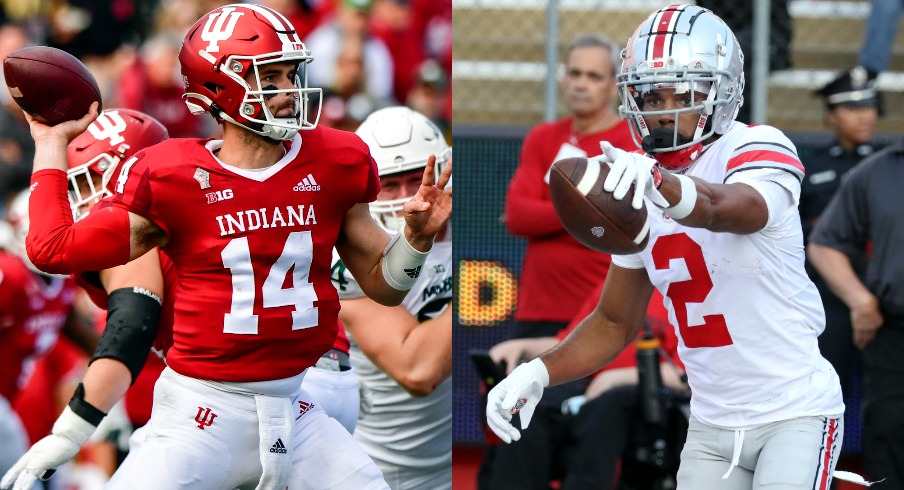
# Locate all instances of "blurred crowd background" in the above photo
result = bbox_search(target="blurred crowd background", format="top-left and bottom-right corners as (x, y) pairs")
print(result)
(0, 0), (452, 212)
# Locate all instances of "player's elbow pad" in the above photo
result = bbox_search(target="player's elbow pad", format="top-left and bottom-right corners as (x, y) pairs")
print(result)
(91, 287), (162, 384)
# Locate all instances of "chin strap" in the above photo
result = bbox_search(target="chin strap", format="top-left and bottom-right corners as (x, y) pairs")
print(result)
(653, 142), (703, 171)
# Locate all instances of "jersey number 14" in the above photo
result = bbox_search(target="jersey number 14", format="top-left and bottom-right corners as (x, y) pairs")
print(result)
(221, 231), (318, 334)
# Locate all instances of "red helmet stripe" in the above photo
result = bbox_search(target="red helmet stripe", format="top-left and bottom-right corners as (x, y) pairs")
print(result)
(648, 5), (686, 61)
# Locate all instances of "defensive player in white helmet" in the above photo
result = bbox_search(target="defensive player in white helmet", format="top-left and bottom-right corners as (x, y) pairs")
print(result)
(330, 106), (452, 489)
(487, 5), (847, 489)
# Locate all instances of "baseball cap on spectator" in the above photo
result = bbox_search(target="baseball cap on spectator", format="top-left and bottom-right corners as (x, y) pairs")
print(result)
(815, 66), (880, 111)
(416, 59), (447, 89)
(343, 0), (374, 11)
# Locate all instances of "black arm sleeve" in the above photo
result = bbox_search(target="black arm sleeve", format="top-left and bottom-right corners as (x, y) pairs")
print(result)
(90, 287), (162, 385)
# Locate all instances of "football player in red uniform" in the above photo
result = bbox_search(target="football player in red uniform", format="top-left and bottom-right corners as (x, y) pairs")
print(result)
(17, 4), (450, 489)
(2, 109), (173, 490)
(0, 190), (98, 481)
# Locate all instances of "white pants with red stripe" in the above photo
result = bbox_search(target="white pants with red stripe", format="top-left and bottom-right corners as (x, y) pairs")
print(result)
(106, 367), (386, 489)
(677, 415), (843, 490)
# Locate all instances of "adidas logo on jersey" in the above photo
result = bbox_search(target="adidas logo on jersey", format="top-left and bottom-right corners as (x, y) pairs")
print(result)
(293, 174), (320, 191)
(270, 438), (287, 454)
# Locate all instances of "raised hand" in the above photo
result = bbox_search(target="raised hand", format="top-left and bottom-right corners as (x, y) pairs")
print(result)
(403, 154), (452, 251)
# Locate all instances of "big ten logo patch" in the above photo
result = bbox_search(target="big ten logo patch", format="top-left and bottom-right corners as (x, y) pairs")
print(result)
(195, 406), (217, 430)
(206, 188), (234, 204)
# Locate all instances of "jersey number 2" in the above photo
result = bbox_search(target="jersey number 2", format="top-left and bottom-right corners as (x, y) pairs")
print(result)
(221, 231), (318, 334)
(652, 233), (733, 348)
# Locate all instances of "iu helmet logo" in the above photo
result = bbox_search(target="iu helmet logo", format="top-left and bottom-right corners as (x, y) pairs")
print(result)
(200, 7), (244, 55)
(87, 111), (128, 146)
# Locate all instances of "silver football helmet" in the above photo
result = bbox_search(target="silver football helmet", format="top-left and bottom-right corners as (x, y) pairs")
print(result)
(355, 106), (450, 233)
(619, 4), (744, 170)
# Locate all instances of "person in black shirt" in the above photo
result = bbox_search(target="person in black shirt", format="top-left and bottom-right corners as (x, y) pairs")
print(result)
(799, 66), (881, 392)
(809, 140), (904, 489)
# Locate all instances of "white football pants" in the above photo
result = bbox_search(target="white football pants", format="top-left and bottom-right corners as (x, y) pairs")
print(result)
(299, 367), (359, 434)
(106, 367), (386, 489)
(677, 414), (843, 490)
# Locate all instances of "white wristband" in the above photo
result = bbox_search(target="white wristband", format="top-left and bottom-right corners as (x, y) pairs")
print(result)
(664, 174), (697, 219)
(527, 358), (550, 387)
(381, 230), (430, 291)
(53, 406), (98, 446)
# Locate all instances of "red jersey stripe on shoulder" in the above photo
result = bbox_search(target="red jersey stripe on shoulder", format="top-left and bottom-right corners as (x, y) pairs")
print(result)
(726, 149), (805, 173)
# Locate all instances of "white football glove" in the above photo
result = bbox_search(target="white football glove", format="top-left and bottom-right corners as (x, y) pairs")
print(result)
(485, 358), (549, 443)
(598, 141), (669, 209)
(1, 406), (97, 490)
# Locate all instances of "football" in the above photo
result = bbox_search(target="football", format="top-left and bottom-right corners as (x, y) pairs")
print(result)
(3, 46), (102, 125)
(549, 157), (650, 255)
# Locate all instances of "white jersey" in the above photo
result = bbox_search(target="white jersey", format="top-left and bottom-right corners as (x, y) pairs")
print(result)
(612, 122), (843, 429)
(331, 235), (452, 471)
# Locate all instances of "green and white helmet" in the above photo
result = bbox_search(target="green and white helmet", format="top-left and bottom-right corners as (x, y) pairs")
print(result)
(355, 106), (450, 233)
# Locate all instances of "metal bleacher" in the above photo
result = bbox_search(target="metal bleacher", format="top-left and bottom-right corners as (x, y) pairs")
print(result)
(452, 0), (904, 135)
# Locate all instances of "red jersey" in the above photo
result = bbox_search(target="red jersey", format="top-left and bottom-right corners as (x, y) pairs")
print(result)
(110, 129), (379, 381)
(505, 118), (634, 322)
(73, 248), (176, 358)
(332, 320), (349, 355)
(12, 337), (86, 443)
(0, 252), (77, 401)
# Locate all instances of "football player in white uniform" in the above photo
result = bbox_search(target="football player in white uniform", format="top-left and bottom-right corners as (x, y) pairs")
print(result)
(487, 5), (845, 489)
(331, 107), (452, 490)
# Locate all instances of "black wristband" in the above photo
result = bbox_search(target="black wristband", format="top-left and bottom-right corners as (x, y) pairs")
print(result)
(68, 382), (107, 427)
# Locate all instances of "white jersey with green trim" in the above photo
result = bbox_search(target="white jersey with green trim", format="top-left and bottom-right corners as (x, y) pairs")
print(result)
(330, 235), (452, 470)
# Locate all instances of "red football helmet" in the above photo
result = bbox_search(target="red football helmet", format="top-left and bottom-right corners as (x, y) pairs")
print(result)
(179, 4), (321, 140)
(67, 109), (168, 221)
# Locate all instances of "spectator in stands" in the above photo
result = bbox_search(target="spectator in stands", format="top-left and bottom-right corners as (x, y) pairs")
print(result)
(305, 0), (395, 105)
(45, 0), (137, 60)
(369, 0), (422, 105)
(406, 58), (449, 134)
(262, 0), (337, 39)
(857, 0), (903, 77)
(0, 24), (33, 210)
(150, 0), (208, 38)
(808, 136), (904, 490)
(482, 33), (635, 490)
(118, 34), (209, 137)
(800, 67), (882, 395)
(487, 286), (687, 489)
(316, 35), (379, 131)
